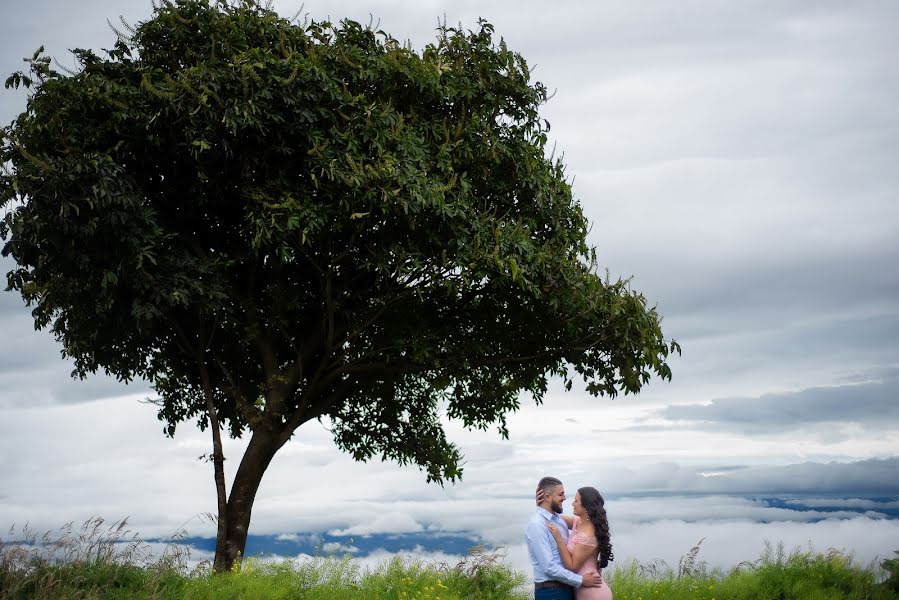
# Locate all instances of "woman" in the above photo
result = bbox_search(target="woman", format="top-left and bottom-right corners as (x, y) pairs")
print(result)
(545, 486), (614, 600)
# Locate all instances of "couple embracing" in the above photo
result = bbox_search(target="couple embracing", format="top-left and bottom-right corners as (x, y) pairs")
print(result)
(526, 476), (614, 600)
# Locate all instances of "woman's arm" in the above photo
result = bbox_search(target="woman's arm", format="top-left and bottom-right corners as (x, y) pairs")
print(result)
(545, 524), (597, 572)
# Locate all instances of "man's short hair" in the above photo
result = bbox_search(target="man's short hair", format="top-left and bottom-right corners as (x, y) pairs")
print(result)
(538, 476), (563, 494)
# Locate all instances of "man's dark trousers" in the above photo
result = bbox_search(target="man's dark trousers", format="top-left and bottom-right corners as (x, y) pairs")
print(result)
(534, 586), (574, 600)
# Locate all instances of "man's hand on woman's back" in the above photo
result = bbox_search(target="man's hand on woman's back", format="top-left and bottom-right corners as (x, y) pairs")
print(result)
(582, 572), (603, 587)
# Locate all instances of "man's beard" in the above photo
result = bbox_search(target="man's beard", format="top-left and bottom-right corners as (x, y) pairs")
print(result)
(551, 500), (563, 514)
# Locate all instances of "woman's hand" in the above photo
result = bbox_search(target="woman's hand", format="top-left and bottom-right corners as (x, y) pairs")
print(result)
(545, 522), (563, 541)
(536, 487), (546, 505)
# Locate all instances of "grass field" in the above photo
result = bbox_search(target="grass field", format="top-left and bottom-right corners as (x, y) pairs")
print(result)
(2, 519), (897, 599)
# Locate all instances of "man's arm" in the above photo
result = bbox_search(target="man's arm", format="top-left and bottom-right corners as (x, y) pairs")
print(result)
(525, 518), (583, 588)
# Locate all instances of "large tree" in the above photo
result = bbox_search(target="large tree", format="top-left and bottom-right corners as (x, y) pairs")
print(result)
(1, 0), (678, 571)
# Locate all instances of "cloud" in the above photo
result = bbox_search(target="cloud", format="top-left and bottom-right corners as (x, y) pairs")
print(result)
(580, 459), (899, 498)
(500, 515), (899, 578)
(276, 533), (321, 544)
(0, 257), (149, 408)
(1, 395), (896, 544)
(281, 547), (470, 575)
(694, 458), (899, 496)
(2, 395), (897, 579)
(321, 541), (360, 554)
(590, 516), (899, 573)
(652, 372), (899, 435)
(169, 515), (899, 581)
(796, 498), (899, 510)
(616, 496), (886, 525)
(300, 514), (899, 577)
(329, 514), (425, 537)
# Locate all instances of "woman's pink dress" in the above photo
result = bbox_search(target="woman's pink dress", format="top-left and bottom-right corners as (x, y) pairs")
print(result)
(567, 516), (613, 600)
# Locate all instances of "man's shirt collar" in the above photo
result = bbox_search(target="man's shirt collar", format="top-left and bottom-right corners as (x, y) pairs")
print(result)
(535, 506), (556, 520)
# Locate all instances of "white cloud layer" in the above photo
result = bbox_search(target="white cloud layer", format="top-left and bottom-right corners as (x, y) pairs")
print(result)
(1, 396), (896, 573)
(503, 517), (899, 578)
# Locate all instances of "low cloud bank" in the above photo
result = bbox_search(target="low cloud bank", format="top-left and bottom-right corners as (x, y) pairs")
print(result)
(656, 371), (899, 434)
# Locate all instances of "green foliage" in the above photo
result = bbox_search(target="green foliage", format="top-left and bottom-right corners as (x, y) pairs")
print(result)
(1, 0), (676, 485)
(608, 543), (899, 600)
(881, 552), (899, 594)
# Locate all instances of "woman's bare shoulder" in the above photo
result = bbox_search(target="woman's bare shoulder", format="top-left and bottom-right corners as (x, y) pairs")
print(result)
(576, 517), (596, 536)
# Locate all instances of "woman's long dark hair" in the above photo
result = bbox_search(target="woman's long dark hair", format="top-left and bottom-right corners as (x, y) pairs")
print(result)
(578, 486), (614, 569)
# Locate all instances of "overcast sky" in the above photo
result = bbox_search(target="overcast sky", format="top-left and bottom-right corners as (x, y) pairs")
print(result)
(1, 0), (897, 578)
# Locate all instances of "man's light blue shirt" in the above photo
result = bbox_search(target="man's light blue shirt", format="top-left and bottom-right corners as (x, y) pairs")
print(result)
(525, 506), (583, 587)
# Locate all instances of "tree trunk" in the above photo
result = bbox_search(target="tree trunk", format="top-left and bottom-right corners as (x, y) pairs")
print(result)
(210, 446), (230, 572)
(199, 363), (230, 573)
(215, 428), (282, 572)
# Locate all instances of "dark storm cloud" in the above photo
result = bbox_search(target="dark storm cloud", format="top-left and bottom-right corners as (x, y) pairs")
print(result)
(655, 370), (899, 433)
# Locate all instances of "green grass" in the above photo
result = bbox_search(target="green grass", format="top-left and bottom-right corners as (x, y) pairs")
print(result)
(2, 519), (898, 599)
(0, 551), (529, 600)
(607, 541), (899, 600)
(176, 555), (529, 600)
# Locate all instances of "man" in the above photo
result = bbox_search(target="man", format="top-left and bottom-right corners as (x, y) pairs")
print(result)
(526, 476), (602, 599)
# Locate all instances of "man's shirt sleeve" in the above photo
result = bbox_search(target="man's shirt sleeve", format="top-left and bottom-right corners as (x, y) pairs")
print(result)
(525, 516), (583, 587)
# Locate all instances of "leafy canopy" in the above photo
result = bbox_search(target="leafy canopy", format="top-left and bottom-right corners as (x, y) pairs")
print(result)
(1, 0), (678, 483)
